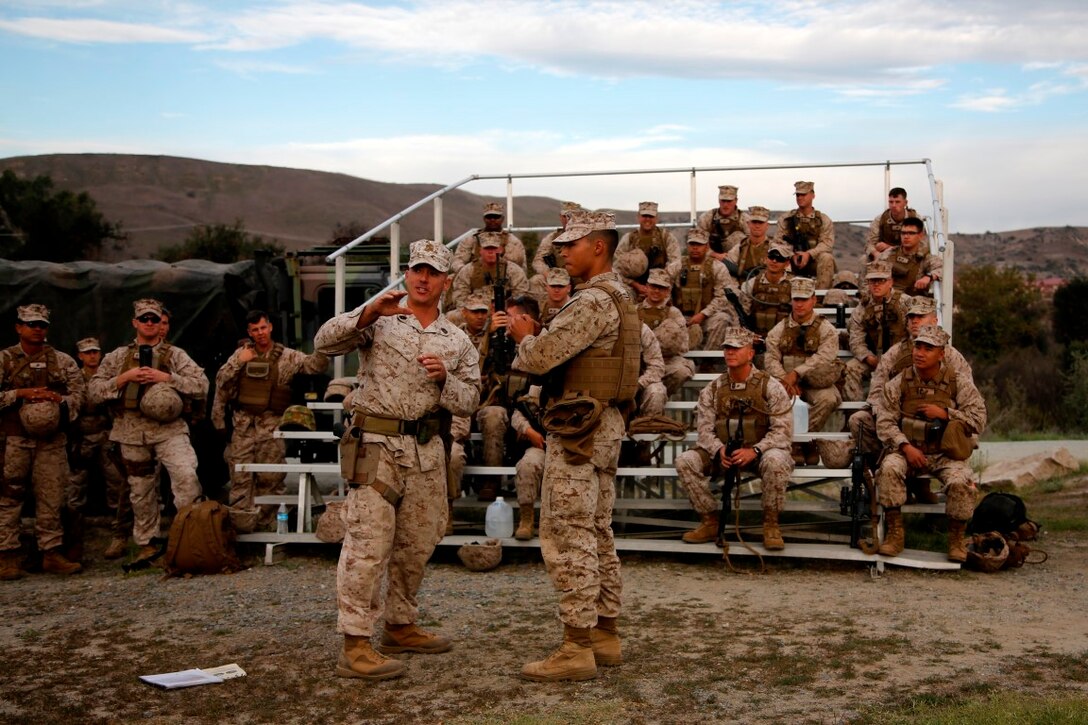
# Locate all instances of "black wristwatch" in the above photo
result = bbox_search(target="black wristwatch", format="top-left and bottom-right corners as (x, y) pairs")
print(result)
(752, 446), (762, 458)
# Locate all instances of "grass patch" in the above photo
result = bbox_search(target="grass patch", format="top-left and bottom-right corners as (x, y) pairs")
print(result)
(861, 691), (1088, 724)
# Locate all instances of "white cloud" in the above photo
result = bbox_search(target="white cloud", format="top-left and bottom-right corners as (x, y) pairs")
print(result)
(0, 17), (209, 44)
(213, 58), (314, 77)
(951, 89), (1020, 112)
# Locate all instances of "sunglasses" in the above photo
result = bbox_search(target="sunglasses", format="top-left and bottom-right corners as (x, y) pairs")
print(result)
(137, 314), (162, 324)
(20, 320), (49, 329)
(767, 253), (790, 262)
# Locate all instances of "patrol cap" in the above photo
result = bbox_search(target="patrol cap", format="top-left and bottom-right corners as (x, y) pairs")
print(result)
(462, 291), (491, 312)
(76, 337), (101, 352)
(722, 326), (757, 349)
(560, 201), (582, 216)
(407, 239), (452, 273)
(545, 267), (571, 286)
(914, 325), (949, 347)
(748, 205), (770, 222)
(483, 201), (505, 217)
(17, 304), (50, 324)
(832, 270), (859, 289)
(647, 268), (672, 288)
(906, 296), (938, 316)
(686, 227), (710, 245)
(794, 181), (815, 195)
(133, 298), (164, 318)
(718, 185), (738, 201)
(477, 231), (503, 249)
(790, 277), (817, 299)
(552, 210), (617, 244)
(638, 201), (659, 217)
(866, 260), (893, 280)
(768, 241), (794, 259)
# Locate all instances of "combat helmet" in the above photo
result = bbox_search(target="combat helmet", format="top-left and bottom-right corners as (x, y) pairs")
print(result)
(457, 538), (502, 572)
(19, 401), (62, 438)
(279, 404), (316, 432)
(139, 383), (184, 423)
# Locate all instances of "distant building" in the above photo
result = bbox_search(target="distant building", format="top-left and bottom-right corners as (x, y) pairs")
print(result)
(1035, 276), (1065, 302)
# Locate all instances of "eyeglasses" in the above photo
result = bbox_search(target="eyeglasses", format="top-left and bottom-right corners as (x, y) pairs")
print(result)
(20, 320), (49, 329)
(137, 314), (162, 324)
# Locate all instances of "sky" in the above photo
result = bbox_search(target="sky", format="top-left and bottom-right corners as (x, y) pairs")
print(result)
(2, 0), (1087, 234)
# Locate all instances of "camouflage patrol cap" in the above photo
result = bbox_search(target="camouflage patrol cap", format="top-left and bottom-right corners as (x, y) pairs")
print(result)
(832, 270), (860, 289)
(483, 201), (505, 217)
(647, 268), (672, 288)
(545, 267), (571, 286)
(457, 538), (502, 572)
(279, 404), (317, 431)
(560, 201), (582, 216)
(794, 181), (815, 195)
(686, 227), (710, 245)
(914, 325), (949, 348)
(133, 298), (164, 318)
(748, 206), (770, 222)
(638, 201), (659, 217)
(552, 210), (617, 244)
(407, 239), (452, 273)
(768, 241), (793, 259)
(790, 277), (817, 299)
(477, 231), (503, 249)
(17, 304), (50, 324)
(722, 326), (757, 349)
(718, 185), (738, 201)
(906, 296), (938, 316)
(462, 291), (491, 312)
(76, 337), (101, 352)
(866, 260), (893, 280)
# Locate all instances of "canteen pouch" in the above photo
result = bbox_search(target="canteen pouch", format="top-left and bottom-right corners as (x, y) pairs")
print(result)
(542, 396), (603, 465)
(941, 419), (976, 461)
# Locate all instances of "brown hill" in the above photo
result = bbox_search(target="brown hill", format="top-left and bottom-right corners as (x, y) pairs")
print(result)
(3, 153), (1087, 279)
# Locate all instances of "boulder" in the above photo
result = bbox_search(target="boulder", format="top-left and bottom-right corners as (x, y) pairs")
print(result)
(979, 447), (1079, 490)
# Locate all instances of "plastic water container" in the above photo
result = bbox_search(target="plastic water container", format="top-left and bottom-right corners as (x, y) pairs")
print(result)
(485, 497), (514, 538)
(276, 503), (289, 535)
(792, 396), (810, 433)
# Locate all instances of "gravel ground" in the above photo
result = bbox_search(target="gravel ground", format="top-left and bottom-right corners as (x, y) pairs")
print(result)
(1, 479), (1086, 724)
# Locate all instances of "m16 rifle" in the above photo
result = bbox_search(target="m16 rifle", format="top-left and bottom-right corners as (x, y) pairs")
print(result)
(715, 401), (749, 548)
(840, 419), (878, 552)
(486, 277), (515, 378)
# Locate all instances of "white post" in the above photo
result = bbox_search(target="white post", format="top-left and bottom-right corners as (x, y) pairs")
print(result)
(506, 176), (514, 229)
(333, 256), (346, 379)
(689, 170), (697, 226)
(433, 196), (443, 246)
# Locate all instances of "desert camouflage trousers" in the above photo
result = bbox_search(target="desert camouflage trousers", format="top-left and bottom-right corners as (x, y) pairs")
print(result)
(843, 358), (873, 402)
(539, 432), (622, 629)
(662, 356), (695, 396)
(674, 446), (792, 515)
(515, 445), (545, 507)
(120, 436), (201, 545)
(0, 434), (68, 552)
(637, 381), (668, 417)
(227, 411), (287, 531)
(847, 409), (880, 457)
(337, 437), (446, 636)
(67, 429), (126, 513)
(476, 406), (509, 467)
(876, 450), (977, 520)
(699, 310), (740, 351)
(797, 382), (842, 432)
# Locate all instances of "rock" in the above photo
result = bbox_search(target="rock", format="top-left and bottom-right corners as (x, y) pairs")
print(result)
(980, 447), (1079, 490)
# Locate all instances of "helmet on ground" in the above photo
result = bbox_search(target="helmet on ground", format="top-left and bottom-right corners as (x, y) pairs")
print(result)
(139, 383), (183, 423)
(457, 538), (502, 572)
(966, 532), (1010, 573)
(20, 401), (62, 438)
(279, 404), (316, 432)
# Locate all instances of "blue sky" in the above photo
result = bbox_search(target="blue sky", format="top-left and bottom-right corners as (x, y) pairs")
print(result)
(2, 0), (1087, 233)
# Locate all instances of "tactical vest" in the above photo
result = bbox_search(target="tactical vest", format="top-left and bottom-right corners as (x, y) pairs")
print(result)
(672, 258), (715, 316)
(116, 342), (177, 413)
(876, 208), (918, 248)
(735, 238), (767, 279)
(891, 248), (927, 291)
(550, 280), (641, 407)
(235, 343), (293, 415)
(750, 275), (793, 336)
(714, 369), (771, 447)
(1, 345), (68, 436)
(861, 291), (908, 354)
(778, 319), (824, 372)
(469, 260), (511, 296)
(781, 213), (823, 252)
(632, 228), (669, 271)
(472, 230), (511, 260)
(708, 210), (744, 254)
(898, 365), (958, 454)
(638, 305), (668, 331)
(890, 342), (913, 378)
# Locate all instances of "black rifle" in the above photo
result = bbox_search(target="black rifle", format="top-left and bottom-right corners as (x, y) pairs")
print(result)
(486, 277), (514, 377)
(715, 402), (748, 547)
(839, 431), (870, 549)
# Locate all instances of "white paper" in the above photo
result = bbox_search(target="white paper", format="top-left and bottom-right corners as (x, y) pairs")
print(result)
(139, 668), (224, 690)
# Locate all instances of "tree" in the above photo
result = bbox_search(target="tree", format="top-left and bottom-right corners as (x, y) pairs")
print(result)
(953, 264), (1048, 365)
(1052, 276), (1088, 349)
(0, 170), (124, 261)
(157, 220), (284, 263)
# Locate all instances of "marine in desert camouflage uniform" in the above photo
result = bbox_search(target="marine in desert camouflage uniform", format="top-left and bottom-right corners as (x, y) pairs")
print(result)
(843, 261), (912, 402)
(666, 227), (741, 351)
(212, 310), (329, 531)
(724, 205), (773, 281)
(738, 240), (796, 339)
(449, 231), (529, 310)
(529, 201), (582, 304)
(539, 267), (573, 326)
(316, 239), (480, 681)
(638, 268), (693, 396)
(508, 209), (640, 682)
(696, 185), (750, 260)
(636, 322), (668, 417)
(0, 304), (85, 579)
(88, 299), (207, 562)
(874, 325), (986, 562)
(876, 216), (941, 295)
(674, 326), (794, 549)
(450, 201), (528, 275)
(864, 187), (918, 262)
(615, 201), (683, 298)
(775, 181), (836, 290)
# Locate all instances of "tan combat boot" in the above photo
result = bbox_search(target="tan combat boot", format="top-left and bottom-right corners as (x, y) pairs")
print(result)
(520, 626), (597, 682)
(590, 616), (622, 667)
(514, 504), (534, 541)
(336, 635), (406, 680)
(376, 622), (452, 654)
(947, 518), (968, 563)
(42, 549), (83, 575)
(0, 550), (26, 581)
(133, 543), (162, 565)
(682, 512), (720, 544)
(103, 538), (128, 560)
(762, 509), (785, 551)
(878, 508), (905, 557)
